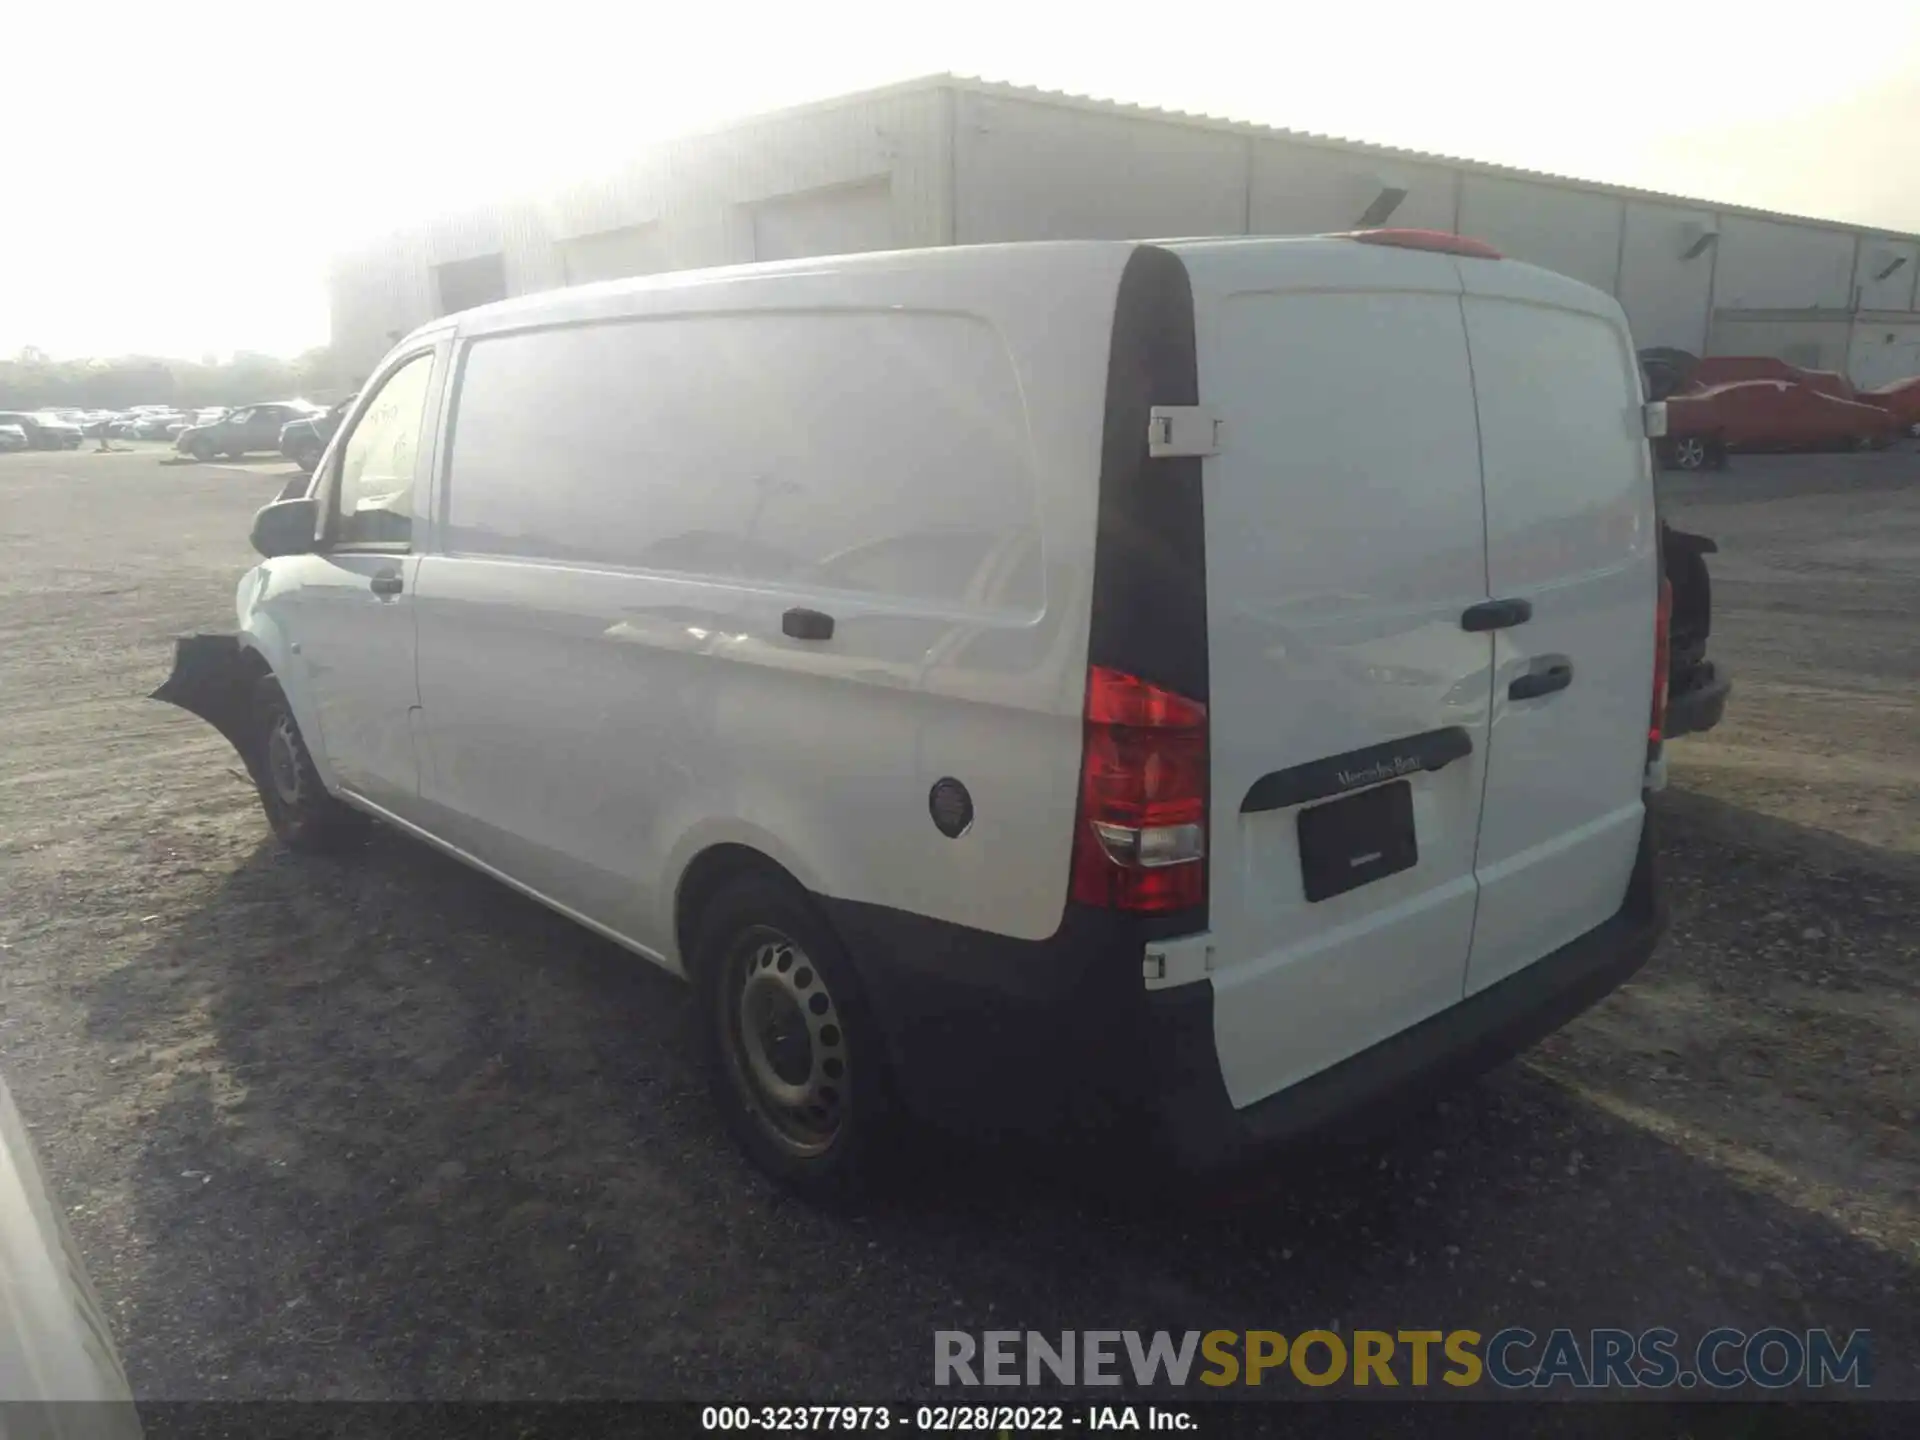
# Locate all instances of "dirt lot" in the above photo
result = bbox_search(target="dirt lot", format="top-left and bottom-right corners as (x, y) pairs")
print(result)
(1, 445), (1916, 1410)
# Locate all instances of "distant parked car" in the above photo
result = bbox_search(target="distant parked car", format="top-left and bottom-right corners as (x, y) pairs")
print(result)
(1659, 379), (1894, 465)
(130, 412), (187, 440)
(1691, 356), (1856, 401)
(164, 413), (223, 439)
(279, 396), (354, 472)
(0, 424), (28, 453)
(174, 401), (319, 461)
(1656, 387), (1734, 471)
(1858, 376), (1920, 437)
(0, 412), (83, 449)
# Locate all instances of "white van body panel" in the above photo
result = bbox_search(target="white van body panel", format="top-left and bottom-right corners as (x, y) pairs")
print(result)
(1167, 238), (1496, 1108)
(1165, 237), (1656, 1111)
(239, 334), (452, 808)
(1456, 261), (1658, 994)
(408, 245), (1135, 956)
(232, 568), (339, 790)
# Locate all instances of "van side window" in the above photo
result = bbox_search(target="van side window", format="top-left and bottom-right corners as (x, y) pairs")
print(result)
(334, 351), (434, 548)
(441, 313), (1042, 610)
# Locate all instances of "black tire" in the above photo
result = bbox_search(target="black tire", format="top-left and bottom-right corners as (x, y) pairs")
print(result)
(690, 871), (893, 1200)
(250, 675), (368, 853)
(187, 435), (213, 461)
(292, 443), (319, 473)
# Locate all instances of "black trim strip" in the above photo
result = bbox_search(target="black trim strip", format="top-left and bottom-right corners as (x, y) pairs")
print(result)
(1087, 246), (1208, 703)
(1239, 726), (1473, 814)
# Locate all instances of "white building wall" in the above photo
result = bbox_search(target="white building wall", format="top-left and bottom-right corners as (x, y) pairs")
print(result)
(329, 80), (1920, 387)
(1707, 315), (1854, 371)
(1713, 217), (1856, 311)
(1615, 201), (1717, 352)
(556, 224), (671, 285)
(1456, 176), (1623, 294)
(329, 241), (437, 381)
(1250, 141), (1455, 235)
(1848, 318), (1920, 389)
(1851, 239), (1919, 312)
(953, 91), (1248, 243)
(665, 87), (951, 265)
(749, 178), (897, 261)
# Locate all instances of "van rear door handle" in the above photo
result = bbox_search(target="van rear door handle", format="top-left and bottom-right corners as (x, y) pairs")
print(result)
(782, 607), (835, 641)
(1461, 597), (1533, 632)
(369, 572), (403, 598)
(1509, 660), (1574, 700)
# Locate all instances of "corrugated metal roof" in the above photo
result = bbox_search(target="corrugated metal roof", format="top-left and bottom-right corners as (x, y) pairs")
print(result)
(724, 72), (1920, 244)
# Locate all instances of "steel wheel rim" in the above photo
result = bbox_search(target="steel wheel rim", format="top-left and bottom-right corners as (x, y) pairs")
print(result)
(722, 927), (848, 1157)
(266, 713), (305, 806)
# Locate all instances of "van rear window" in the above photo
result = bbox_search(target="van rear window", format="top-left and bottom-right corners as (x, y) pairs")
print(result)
(441, 311), (1042, 612)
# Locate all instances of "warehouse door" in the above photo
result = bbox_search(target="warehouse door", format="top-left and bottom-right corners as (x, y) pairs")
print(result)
(751, 179), (893, 262)
(560, 224), (669, 285)
(1849, 323), (1920, 390)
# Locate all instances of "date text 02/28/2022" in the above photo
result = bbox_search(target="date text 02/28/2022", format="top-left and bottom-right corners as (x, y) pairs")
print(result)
(701, 1406), (1193, 1431)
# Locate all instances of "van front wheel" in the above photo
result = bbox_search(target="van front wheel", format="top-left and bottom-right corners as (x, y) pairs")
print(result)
(252, 677), (368, 853)
(693, 874), (890, 1199)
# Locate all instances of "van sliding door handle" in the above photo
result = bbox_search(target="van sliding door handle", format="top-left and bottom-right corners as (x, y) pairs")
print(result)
(781, 607), (835, 641)
(1509, 661), (1574, 701)
(1461, 597), (1533, 632)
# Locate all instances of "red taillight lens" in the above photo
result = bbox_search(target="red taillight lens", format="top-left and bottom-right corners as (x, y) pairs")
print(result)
(1070, 665), (1208, 914)
(1651, 575), (1673, 745)
(1344, 228), (1504, 260)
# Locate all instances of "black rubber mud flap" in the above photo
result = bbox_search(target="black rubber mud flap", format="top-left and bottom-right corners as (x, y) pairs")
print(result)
(150, 635), (261, 773)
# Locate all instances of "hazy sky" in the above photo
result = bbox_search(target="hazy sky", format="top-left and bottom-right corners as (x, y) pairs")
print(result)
(9, 0), (1919, 360)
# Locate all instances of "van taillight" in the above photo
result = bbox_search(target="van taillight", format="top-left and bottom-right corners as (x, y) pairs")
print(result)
(1651, 575), (1673, 746)
(1070, 666), (1207, 913)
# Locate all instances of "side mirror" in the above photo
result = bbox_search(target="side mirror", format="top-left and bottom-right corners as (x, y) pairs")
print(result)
(250, 496), (320, 559)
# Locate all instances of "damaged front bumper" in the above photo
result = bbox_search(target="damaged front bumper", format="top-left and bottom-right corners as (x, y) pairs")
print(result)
(151, 634), (260, 773)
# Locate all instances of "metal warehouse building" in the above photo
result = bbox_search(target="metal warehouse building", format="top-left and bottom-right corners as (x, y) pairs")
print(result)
(330, 75), (1920, 386)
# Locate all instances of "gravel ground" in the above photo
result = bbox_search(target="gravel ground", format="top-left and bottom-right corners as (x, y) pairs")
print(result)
(1, 445), (1916, 1411)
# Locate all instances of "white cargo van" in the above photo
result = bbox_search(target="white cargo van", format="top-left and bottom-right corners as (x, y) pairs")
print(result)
(157, 231), (1670, 1194)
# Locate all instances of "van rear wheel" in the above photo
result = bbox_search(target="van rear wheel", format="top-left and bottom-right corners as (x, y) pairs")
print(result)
(252, 676), (368, 853)
(692, 873), (890, 1199)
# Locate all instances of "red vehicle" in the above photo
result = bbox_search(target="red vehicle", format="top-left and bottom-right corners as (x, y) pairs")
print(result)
(1691, 356), (1857, 401)
(1658, 378), (1896, 468)
(1858, 376), (1920, 437)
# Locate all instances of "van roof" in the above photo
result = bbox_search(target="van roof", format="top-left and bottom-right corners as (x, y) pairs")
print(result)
(421, 232), (1620, 343)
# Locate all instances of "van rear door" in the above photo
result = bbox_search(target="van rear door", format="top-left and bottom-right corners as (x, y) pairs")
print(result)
(1179, 240), (1495, 1110)
(1457, 264), (1658, 994)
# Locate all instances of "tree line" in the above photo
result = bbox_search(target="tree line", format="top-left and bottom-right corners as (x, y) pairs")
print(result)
(0, 347), (348, 411)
